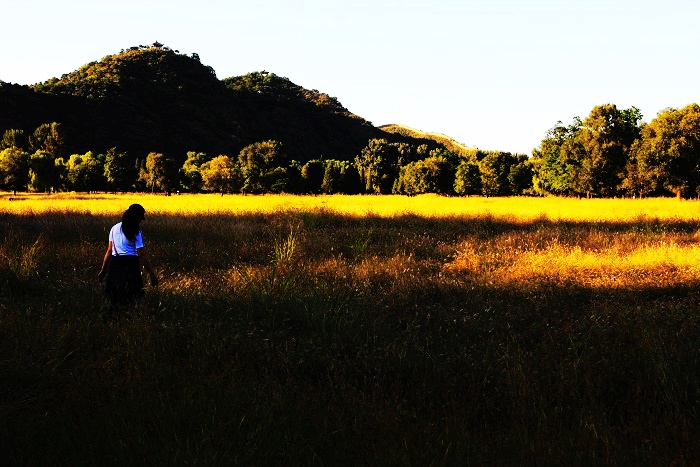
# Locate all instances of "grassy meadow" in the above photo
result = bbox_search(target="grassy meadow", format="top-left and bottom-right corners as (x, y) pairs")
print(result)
(1, 193), (700, 465)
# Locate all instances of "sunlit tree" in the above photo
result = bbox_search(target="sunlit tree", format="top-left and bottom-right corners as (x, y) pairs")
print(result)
(531, 119), (582, 195)
(628, 104), (700, 198)
(140, 152), (178, 194)
(355, 139), (406, 194)
(576, 104), (642, 197)
(0, 147), (30, 194)
(29, 122), (66, 159)
(477, 151), (521, 196)
(1, 129), (27, 150)
(238, 140), (287, 193)
(29, 150), (60, 192)
(396, 156), (454, 195)
(200, 155), (242, 194)
(64, 152), (105, 192)
(454, 158), (482, 196)
(181, 151), (212, 193)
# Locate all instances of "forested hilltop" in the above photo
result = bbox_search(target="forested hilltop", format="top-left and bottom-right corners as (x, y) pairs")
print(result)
(1, 43), (700, 197)
(1, 44), (408, 160)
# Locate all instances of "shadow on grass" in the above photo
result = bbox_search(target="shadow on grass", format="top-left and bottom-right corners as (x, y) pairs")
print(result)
(0, 211), (699, 465)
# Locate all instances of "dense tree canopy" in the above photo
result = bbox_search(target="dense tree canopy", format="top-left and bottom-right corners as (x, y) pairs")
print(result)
(454, 159), (482, 196)
(532, 104), (650, 198)
(238, 140), (287, 194)
(627, 104), (700, 198)
(181, 151), (211, 193)
(1, 129), (27, 151)
(0, 101), (699, 199)
(140, 152), (178, 194)
(576, 105), (642, 197)
(200, 155), (241, 194)
(28, 150), (58, 192)
(0, 147), (30, 194)
(104, 148), (136, 192)
(355, 139), (411, 194)
(64, 152), (105, 192)
(29, 122), (66, 158)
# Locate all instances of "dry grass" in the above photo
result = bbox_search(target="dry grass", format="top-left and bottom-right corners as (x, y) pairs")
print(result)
(445, 231), (700, 289)
(4, 191), (700, 221)
(1, 193), (699, 465)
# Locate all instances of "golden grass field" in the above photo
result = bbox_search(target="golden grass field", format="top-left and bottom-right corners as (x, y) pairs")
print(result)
(4, 191), (700, 221)
(2, 192), (700, 465)
(7, 192), (700, 291)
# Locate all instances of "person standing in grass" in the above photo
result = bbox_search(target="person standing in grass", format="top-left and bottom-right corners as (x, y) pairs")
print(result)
(98, 203), (158, 318)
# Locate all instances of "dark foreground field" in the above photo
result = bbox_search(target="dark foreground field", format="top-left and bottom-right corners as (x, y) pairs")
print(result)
(1, 209), (699, 465)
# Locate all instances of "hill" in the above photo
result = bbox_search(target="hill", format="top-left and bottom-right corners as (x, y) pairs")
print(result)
(0, 45), (445, 163)
(379, 124), (477, 157)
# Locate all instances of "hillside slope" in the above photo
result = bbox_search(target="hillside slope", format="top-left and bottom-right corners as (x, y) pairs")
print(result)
(0, 45), (445, 162)
(379, 124), (477, 157)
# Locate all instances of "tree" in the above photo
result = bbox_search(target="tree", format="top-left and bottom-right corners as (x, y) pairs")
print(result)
(181, 151), (212, 193)
(396, 156), (454, 195)
(576, 104), (642, 197)
(562, 136), (590, 197)
(454, 158), (482, 196)
(283, 161), (304, 194)
(265, 167), (293, 193)
(1, 129), (27, 150)
(479, 154), (500, 197)
(321, 160), (344, 194)
(64, 152), (105, 192)
(104, 148), (136, 192)
(301, 159), (325, 194)
(140, 152), (178, 194)
(341, 163), (363, 194)
(508, 157), (535, 195)
(477, 151), (521, 196)
(628, 104), (700, 198)
(28, 150), (59, 192)
(0, 147), (30, 194)
(200, 155), (241, 194)
(533, 105), (642, 197)
(238, 140), (287, 193)
(531, 119), (582, 195)
(620, 124), (661, 199)
(29, 122), (66, 158)
(318, 159), (363, 194)
(53, 157), (68, 191)
(355, 139), (405, 194)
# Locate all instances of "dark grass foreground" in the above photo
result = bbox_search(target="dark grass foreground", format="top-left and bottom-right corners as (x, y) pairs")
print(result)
(0, 210), (699, 465)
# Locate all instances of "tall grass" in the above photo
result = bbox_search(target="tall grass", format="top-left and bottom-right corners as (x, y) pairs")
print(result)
(4, 192), (700, 222)
(1, 193), (699, 465)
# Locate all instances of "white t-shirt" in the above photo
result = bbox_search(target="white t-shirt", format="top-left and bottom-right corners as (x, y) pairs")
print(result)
(109, 222), (144, 256)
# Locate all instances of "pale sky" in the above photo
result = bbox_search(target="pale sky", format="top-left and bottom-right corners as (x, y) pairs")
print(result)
(2, 0), (698, 155)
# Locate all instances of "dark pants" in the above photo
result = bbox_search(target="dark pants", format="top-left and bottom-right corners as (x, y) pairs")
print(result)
(104, 255), (143, 316)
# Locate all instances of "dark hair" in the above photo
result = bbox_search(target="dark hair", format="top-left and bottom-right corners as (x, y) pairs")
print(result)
(121, 204), (145, 242)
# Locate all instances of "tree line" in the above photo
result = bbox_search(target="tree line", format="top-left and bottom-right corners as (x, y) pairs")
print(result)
(533, 103), (700, 199)
(0, 123), (532, 196)
(2, 102), (700, 198)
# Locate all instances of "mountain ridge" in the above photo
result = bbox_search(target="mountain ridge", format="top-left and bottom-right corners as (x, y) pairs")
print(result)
(1, 45), (451, 162)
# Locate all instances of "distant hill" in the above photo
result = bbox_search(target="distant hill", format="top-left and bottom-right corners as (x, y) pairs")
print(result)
(0, 45), (448, 163)
(379, 124), (477, 157)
